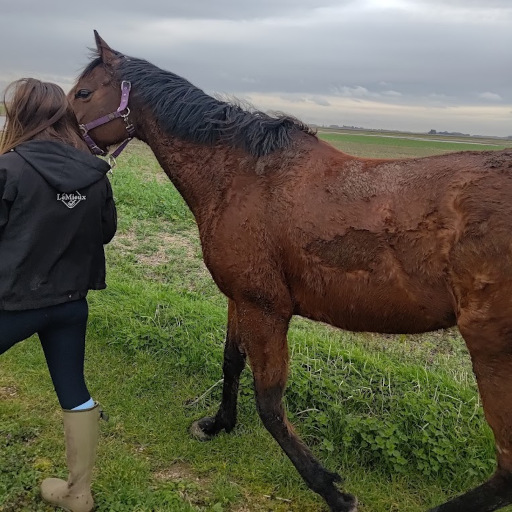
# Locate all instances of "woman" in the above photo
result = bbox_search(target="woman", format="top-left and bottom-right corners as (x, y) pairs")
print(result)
(0, 78), (116, 512)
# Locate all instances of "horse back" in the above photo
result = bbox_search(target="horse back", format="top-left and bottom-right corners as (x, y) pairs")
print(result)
(204, 143), (512, 335)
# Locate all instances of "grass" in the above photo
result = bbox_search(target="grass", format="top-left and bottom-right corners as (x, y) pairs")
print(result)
(318, 130), (511, 159)
(1, 134), (512, 511)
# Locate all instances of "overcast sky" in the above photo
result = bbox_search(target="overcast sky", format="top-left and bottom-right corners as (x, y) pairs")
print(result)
(1, 0), (511, 136)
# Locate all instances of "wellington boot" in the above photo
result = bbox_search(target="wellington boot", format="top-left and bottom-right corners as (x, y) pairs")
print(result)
(40, 402), (105, 512)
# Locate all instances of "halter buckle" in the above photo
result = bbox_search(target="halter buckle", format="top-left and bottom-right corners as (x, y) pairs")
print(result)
(107, 155), (117, 169)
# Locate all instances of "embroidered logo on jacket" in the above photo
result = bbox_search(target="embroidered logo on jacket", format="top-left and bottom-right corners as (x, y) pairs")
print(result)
(56, 192), (86, 209)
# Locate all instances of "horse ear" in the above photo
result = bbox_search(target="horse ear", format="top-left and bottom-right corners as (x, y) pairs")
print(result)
(93, 30), (118, 65)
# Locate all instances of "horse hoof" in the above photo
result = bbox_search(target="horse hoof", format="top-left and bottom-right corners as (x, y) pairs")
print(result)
(189, 417), (216, 441)
(348, 497), (358, 512)
(330, 493), (357, 512)
(344, 493), (358, 512)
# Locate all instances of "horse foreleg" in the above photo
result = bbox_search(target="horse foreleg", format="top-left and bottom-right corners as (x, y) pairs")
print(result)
(191, 299), (246, 440)
(429, 312), (512, 512)
(239, 302), (357, 512)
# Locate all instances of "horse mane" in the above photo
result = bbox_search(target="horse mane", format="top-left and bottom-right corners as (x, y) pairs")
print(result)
(82, 53), (317, 157)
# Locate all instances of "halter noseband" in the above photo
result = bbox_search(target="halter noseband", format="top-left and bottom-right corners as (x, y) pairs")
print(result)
(79, 80), (135, 167)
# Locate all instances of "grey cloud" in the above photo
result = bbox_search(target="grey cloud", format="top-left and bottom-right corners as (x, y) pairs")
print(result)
(383, 91), (402, 97)
(310, 97), (331, 107)
(0, 0), (510, 135)
(1, 0), (354, 21)
(164, 13), (511, 106)
(479, 92), (503, 101)
(277, 95), (330, 107)
(422, 0), (512, 8)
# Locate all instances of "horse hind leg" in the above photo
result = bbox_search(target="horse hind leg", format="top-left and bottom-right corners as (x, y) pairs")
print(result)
(429, 307), (512, 512)
(191, 299), (246, 439)
(238, 300), (357, 512)
(428, 472), (512, 512)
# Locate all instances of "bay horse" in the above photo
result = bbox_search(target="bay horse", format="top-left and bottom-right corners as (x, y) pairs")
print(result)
(71, 31), (512, 512)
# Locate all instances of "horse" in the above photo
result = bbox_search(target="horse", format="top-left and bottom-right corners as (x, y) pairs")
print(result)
(70, 31), (512, 512)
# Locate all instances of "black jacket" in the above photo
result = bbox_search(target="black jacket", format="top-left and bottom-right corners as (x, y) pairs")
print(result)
(0, 140), (117, 310)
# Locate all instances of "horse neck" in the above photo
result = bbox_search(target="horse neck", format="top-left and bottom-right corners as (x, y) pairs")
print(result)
(135, 113), (237, 227)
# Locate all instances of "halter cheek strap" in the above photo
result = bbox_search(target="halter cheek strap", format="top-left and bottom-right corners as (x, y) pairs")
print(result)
(79, 81), (135, 166)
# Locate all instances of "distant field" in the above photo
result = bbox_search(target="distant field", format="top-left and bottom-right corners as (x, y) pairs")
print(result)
(318, 129), (512, 159)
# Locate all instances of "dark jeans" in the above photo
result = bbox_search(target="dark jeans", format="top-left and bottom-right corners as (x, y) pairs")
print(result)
(0, 298), (91, 409)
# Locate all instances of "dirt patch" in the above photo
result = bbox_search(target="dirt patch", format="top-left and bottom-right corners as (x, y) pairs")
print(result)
(154, 461), (207, 484)
(110, 228), (200, 264)
(153, 462), (302, 511)
(0, 386), (18, 399)
(137, 232), (199, 267)
(153, 462), (217, 510)
(110, 225), (211, 288)
(109, 228), (137, 256)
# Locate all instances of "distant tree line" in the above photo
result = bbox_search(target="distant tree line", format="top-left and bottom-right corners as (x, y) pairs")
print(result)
(428, 129), (470, 137)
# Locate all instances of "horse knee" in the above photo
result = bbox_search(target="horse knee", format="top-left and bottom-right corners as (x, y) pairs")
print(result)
(254, 386), (287, 430)
(223, 348), (245, 375)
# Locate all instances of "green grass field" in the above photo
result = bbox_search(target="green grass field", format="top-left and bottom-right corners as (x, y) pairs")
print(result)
(1, 133), (512, 511)
(318, 130), (511, 159)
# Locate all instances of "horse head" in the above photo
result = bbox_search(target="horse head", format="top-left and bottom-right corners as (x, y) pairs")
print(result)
(72, 31), (315, 163)
(70, 31), (134, 156)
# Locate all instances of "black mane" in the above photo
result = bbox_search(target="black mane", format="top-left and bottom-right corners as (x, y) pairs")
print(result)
(82, 54), (316, 157)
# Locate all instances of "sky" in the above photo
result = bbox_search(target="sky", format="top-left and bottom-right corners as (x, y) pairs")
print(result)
(1, 0), (511, 137)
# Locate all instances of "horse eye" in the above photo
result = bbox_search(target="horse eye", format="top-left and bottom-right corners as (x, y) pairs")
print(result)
(75, 89), (92, 99)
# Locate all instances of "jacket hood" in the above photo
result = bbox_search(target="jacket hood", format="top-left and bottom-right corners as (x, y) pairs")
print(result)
(14, 140), (111, 193)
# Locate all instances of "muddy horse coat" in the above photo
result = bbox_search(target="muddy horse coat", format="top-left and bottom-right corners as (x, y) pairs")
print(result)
(70, 31), (512, 512)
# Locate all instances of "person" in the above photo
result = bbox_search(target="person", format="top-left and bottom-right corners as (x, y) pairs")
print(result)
(0, 78), (116, 512)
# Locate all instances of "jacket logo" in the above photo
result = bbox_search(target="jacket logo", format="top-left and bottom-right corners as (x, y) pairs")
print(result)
(57, 191), (86, 209)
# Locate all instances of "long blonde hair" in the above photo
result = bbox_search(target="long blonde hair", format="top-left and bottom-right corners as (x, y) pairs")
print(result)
(0, 78), (88, 154)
